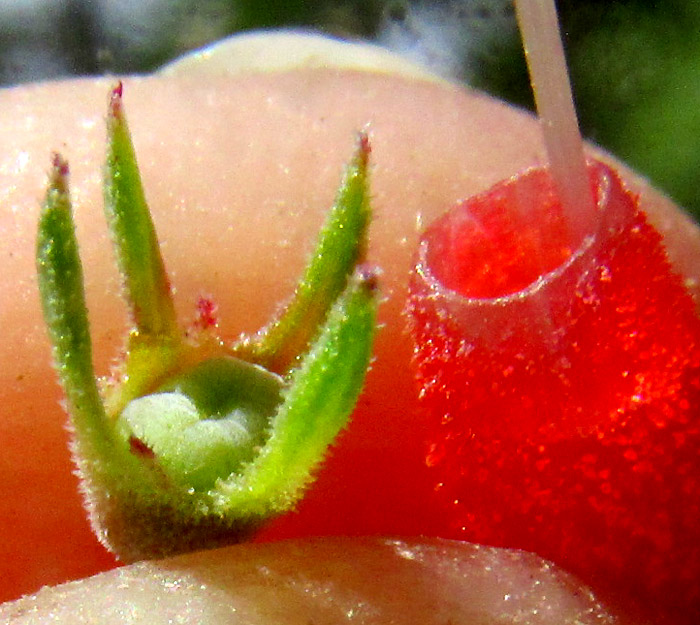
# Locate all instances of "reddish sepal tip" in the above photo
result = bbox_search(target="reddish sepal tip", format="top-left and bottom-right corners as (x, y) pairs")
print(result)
(51, 152), (69, 178)
(109, 80), (124, 117)
(357, 129), (371, 155)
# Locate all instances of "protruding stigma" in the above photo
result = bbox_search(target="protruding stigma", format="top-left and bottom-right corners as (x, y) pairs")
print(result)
(515, 0), (597, 248)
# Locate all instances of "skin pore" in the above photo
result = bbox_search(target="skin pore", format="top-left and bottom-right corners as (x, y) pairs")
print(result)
(1, 33), (699, 616)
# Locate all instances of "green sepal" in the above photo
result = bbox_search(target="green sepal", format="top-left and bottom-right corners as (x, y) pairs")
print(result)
(102, 83), (186, 414)
(104, 82), (180, 342)
(215, 269), (377, 515)
(36, 155), (115, 464)
(234, 132), (371, 374)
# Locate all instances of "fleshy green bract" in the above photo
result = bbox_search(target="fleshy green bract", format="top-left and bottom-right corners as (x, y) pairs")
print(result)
(36, 83), (377, 562)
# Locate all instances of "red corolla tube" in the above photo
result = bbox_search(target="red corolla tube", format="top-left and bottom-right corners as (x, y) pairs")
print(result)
(406, 1), (700, 623)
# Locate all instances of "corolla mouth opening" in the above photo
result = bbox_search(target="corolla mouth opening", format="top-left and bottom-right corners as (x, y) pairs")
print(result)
(420, 161), (612, 304)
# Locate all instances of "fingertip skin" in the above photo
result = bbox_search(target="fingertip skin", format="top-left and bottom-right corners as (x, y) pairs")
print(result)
(0, 537), (630, 625)
(1, 63), (699, 602)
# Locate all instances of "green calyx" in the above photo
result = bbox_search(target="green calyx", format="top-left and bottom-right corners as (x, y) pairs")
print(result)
(36, 83), (377, 561)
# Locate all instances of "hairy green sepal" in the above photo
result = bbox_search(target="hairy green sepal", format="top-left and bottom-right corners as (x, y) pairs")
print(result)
(36, 85), (376, 561)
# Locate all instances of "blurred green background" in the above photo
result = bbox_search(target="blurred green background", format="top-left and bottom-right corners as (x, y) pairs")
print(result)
(1, 0), (698, 218)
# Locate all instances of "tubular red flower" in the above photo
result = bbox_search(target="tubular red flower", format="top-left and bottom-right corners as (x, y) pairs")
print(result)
(406, 159), (700, 623)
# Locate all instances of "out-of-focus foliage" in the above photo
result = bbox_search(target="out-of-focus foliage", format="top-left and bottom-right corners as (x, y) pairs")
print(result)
(562, 0), (700, 215)
(0, 0), (698, 217)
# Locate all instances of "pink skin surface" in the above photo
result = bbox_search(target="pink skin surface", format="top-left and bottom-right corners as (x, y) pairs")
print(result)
(1, 537), (631, 624)
(1, 44), (699, 609)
